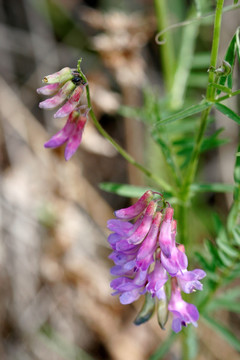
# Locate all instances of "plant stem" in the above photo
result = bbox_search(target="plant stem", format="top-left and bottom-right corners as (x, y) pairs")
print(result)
(182, 0), (225, 197)
(207, 0), (225, 101)
(154, 0), (175, 93)
(77, 60), (174, 193)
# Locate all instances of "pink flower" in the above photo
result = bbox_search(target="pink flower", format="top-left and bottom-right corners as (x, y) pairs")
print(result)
(39, 80), (76, 109)
(54, 85), (85, 118)
(114, 190), (154, 220)
(44, 108), (88, 161)
(168, 281), (199, 333)
(158, 207), (174, 258)
(37, 83), (60, 95)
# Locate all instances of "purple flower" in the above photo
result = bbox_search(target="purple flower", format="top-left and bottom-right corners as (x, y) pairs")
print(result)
(146, 261), (168, 299)
(114, 190), (153, 220)
(107, 191), (206, 333)
(158, 207), (174, 258)
(54, 85), (85, 118)
(161, 245), (188, 276)
(111, 269), (148, 304)
(44, 109), (88, 161)
(176, 269), (206, 294)
(168, 281), (199, 333)
(136, 212), (162, 270)
(127, 201), (157, 245)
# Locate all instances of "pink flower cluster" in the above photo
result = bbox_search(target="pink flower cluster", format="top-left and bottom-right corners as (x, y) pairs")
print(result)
(108, 190), (206, 333)
(37, 67), (89, 160)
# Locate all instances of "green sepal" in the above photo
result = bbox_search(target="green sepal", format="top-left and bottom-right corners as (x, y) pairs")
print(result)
(134, 293), (156, 326)
(157, 296), (169, 330)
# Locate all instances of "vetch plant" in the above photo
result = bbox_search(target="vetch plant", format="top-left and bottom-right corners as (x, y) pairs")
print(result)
(37, 0), (240, 358)
(108, 190), (206, 332)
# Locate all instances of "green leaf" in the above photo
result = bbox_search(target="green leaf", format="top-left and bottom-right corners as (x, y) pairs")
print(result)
(151, 131), (180, 180)
(195, 252), (213, 271)
(234, 0), (239, 5)
(215, 103), (240, 125)
(205, 239), (223, 266)
(234, 144), (240, 184)
(232, 225), (240, 245)
(214, 287), (240, 302)
(174, 128), (229, 158)
(236, 27), (240, 62)
(207, 298), (240, 313)
(99, 183), (152, 198)
(202, 314), (240, 351)
(154, 102), (212, 128)
(216, 239), (239, 258)
(218, 249), (232, 267)
(191, 183), (234, 193)
(218, 32), (237, 90)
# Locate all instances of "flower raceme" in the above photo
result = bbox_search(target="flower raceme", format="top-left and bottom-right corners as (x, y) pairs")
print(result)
(108, 190), (206, 333)
(37, 67), (89, 160)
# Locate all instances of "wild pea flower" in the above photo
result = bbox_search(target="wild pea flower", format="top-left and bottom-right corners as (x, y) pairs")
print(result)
(37, 67), (89, 160)
(108, 190), (206, 332)
(44, 108), (89, 161)
(168, 278), (199, 333)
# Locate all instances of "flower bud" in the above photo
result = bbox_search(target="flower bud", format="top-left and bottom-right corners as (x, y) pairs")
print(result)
(114, 190), (154, 220)
(43, 67), (73, 85)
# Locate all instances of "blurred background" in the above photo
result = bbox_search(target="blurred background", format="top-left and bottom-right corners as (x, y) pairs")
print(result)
(0, 0), (240, 359)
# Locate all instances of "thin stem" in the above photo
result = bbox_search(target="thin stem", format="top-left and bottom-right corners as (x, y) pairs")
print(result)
(207, 0), (225, 101)
(77, 60), (174, 193)
(182, 106), (211, 193)
(182, 0), (224, 196)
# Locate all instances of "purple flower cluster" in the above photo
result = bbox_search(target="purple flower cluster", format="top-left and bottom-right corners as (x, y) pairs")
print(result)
(37, 67), (89, 160)
(108, 190), (206, 333)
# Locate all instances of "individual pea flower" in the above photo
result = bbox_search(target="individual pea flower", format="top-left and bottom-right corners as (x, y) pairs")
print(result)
(39, 80), (76, 110)
(108, 190), (206, 333)
(176, 268), (206, 294)
(168, 278), (199, 333)
(44, 107), (89, 161)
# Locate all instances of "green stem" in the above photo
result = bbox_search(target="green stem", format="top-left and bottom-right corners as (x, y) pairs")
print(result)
(77, 60), (173, 194)
(207, 0), (225, 101)
(154, 0), (175, 93)
(182, 0), (224, 197)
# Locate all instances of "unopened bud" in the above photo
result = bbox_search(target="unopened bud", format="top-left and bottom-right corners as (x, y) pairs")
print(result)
(214, 60), (232, 77)
(43, 67), (74, 85)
